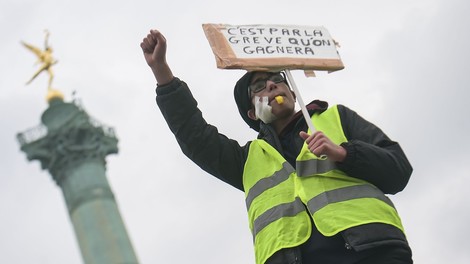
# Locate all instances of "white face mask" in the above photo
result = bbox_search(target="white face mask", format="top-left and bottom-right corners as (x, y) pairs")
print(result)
(254, 96), (277, 124)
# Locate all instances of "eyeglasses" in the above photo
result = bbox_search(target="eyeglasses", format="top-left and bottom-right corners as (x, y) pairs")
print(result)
(248, 72), (286, 94)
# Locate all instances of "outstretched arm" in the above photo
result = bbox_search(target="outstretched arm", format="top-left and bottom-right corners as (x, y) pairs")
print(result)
(140, 29), (174, 85)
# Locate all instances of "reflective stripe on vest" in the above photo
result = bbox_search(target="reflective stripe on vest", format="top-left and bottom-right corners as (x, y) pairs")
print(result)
(245, 162), (294, 210)
(306, 184), (395, 214)
(253, 197), (305, 239)
(296, 158), (338, 177)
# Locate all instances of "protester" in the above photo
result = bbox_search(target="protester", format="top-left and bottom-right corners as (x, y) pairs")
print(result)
(141, 29), (413, 264)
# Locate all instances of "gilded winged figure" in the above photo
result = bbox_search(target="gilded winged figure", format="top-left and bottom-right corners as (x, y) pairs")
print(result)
(22, 30), (58, 89)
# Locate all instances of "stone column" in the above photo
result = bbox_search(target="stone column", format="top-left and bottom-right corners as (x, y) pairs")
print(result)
(18, 98), (139, 264)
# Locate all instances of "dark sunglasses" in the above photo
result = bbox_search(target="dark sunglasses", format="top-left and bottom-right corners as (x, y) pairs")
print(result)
(248, 72), (287, 95)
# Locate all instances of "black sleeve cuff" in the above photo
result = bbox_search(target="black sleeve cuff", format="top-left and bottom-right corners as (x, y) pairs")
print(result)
(155, 77), (180, 96)
(337, 141), (356, 169)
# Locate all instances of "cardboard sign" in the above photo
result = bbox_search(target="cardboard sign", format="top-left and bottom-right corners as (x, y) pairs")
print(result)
(202, 24), (344, 72)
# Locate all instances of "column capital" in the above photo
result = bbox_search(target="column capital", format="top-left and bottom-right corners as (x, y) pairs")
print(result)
(17, 101), (118, 185)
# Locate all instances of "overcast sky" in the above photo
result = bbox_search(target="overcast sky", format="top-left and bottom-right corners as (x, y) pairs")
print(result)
(1, 0), (469, 263)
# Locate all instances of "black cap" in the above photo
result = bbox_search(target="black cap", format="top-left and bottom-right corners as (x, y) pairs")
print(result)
(234, 71), (261, 131)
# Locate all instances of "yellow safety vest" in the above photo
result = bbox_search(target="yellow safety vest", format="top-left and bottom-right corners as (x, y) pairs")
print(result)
(243, 105), (405, 264)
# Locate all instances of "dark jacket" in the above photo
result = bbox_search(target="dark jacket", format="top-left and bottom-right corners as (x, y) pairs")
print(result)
(156, 78), (413, 263)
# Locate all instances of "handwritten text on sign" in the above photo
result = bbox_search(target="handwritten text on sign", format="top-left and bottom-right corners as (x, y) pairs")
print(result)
(221, 25), (339, 59)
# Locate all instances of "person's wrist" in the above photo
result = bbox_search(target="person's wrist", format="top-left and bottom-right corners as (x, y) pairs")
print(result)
(335, 146), (347, 162)
(156, 75), (174, 86)
(152, 62), (174, 85)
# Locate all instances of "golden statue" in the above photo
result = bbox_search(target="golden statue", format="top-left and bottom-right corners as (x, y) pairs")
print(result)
(22, 30), (58, 90)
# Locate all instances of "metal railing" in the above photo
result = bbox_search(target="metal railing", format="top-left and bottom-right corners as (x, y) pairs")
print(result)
(16, 124), (48, 147)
